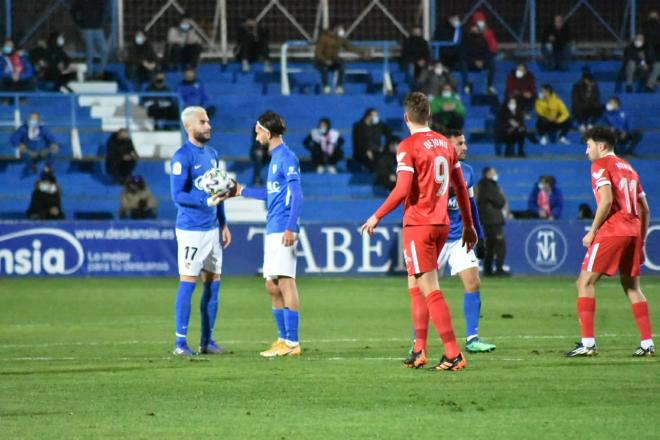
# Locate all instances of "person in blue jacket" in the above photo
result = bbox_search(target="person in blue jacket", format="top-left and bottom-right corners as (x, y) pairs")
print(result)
(0, 38), (35, 92)
(527, 175), (563, 220)
(600, 96), (643, 156)
(178, 67), (216, 119)
(10, 112), (59, 174)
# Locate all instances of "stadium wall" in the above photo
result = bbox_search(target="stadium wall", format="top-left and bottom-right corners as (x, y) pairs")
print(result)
(1, 220), (659, 277)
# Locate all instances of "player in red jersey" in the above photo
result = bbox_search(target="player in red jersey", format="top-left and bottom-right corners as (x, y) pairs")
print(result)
(567, 126), (654, 357)
(360, 92), (478, 371)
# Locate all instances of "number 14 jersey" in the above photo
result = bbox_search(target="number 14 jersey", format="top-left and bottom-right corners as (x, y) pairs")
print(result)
(396, 128), (460, 227)
(590, 153), (644, 238)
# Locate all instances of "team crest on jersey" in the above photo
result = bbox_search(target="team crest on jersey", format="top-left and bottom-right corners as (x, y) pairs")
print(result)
(172, 162), (182, 175)
(592, 169), (605, 179)
(287, 166), (298, 176)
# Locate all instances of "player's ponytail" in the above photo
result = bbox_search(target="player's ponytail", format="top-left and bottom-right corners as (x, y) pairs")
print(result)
(257, 111), (287, 136)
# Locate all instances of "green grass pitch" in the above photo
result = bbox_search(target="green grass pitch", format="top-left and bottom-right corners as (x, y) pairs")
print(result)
(1, 276), (658, 439)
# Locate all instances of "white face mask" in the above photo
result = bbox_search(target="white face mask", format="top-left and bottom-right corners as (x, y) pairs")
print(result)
(337, 28), (346, 38)
(38, 182), (57, 194)
(634, 40), (643, 48)
(371, 115), (379, 125)
(135, 35), (145, 45)
(442, 90), (452, 98)
(451, 18), (461, 28)
(434, 66), (444, 75)
(538, 182), (545, 190)
(56, 36), (65, 47)
(491, 174), (499, 182)
(606, 103), (616, 111)
(508, 102), (517, 112)
(538, 92), (545, 100)
(476, 21), (486, 30)
(515, 69), (524, 79)
(180, 23), (191, 32)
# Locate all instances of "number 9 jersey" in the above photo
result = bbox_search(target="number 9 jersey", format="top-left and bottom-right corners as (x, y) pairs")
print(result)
(590, 154), (644, 238)
(396, 128), (460, 226)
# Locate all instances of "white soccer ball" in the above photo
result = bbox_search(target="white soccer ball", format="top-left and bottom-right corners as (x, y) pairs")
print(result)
(201, 168), (232, 196)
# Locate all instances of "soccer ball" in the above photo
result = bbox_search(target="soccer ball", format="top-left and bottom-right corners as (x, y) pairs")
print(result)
(201, 168), (232, 196)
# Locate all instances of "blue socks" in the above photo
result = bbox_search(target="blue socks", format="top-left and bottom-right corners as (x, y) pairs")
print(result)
(272, 308), (286, 340)
(463, 291), (481, 341)
(283, 308), (299, 344)
(175, 281), (196, 347)
(200, 280), (221, 346)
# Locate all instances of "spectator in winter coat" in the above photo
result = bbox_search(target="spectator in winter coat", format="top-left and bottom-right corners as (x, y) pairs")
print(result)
(70, 0), (109, 78)
(535, 84), (571, 145)
(314, 25), (365, 95)
(542, 15), (574, 71)
(10, 112), (58, 174)
(433, 14), (463, 71)
(167, 17), (202, 69)
(571, 72), (602, 132)
(461, 13), (497, 95)
(351, 108), (392, 172)
(119, 175), (157, 219)
(125, 31), (158, 90)
(178, 68), (216, 119)
(495, 98), (527, 157)
(400, 26), (431, 85)
(417, 62), (454, 98)
(303, 118), (345, 174)
(235, 16), (270, 73)
(105, 128), (139, 184)
(599, 97), (643, 156)
(0, 38), (35, 92)
(622, 33), (657, 92)
(476, 167), (509, 276)
(505, 63), (536, 114)
(27, 165), (64, 220)
(430, 83), (465, 130)
(374, 137), (400, 191)
(527, 175), (563, 220)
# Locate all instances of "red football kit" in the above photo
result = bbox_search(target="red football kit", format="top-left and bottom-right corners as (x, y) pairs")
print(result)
(581, 153), (645, 276)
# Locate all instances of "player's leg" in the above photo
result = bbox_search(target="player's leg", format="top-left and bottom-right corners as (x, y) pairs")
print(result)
(198, 229), (224, 354)
(278, 276), (301, 353)
(266, 278), (287, 340)
(457, 266), (496, 353)
(566, 270), (602, 357)
(404, 274), (429, 368)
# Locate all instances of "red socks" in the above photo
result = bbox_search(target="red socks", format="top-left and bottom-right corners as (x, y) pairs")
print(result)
(577, 297), (596, 338)
(409, 287), (429, 352)
(426, 290), (459, 359)
(631, 301), (653, 341)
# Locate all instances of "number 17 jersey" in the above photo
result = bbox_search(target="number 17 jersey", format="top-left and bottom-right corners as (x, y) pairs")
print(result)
(396, 128), (459, 227)
(590, 154), (644, 238)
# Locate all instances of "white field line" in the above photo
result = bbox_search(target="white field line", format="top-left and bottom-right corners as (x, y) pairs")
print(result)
(1, 356), (528, 363)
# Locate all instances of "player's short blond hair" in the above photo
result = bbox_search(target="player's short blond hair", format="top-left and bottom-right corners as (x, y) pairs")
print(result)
(180, 106), (207, 127)
(404, 92), (430, 125)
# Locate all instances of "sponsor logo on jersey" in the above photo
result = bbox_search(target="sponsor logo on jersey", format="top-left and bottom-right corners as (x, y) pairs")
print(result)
(267, 180), (281, 193)
(0, 228), (84, 275)
(524, 225), (568, 273)
(287, 166), (298, 176)
(194, 175), (205, 191)
(172, 162), (182, 175)
(592, 169), (605, 179)
(194, 164), (202, 169)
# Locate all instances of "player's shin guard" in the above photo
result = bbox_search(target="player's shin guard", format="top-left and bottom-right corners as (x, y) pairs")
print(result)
(577, 297), (596, 345)
(272, 308), (286, 340)
(426, 290), (460, 359)
(200, 280), (221, 346)
(409, 287), (429, 352)
(631, 301), (653, 343)
(283, 308), (299, 344)
(175, 281), (196, 346)
(463, 291), (481, 341)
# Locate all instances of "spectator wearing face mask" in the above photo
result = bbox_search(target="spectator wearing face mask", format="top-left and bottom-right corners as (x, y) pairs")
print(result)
(642, 10), (660, 91)
(119, 175), (157, 219)
(400, 26), (431, 87)
(600, 97), (643, 156)
(351, 108), (392, 171)
(571, 72), (602, 132)
(433, 14), (464, 72)
(0, 38), (35, 92)
(11, 113), (58, 174)
(535, 84), (571, 145)
(143, 73), (179, 130)
(70, 0), (109, 79)
(314, 24), (366, 95)
(374, 136), (400, 191)
(461, 11), (497, 95)
(527, 175), (563, 220)
(303, 117), (344, 174)
(542, 15), (574, 71)
(125, 31), (158, 90)
(105, 128), (138, 184)
(495, 97), (527, 157)
(476, 167), (510, 277)
(178, 68), (216, 119)
(167, 17), (202, 69)
(235, 16), (271, 73)
(417, 62), (454, 98)
(30, 33), (75, 92)
(430, 83), (465, 131)
(27, 166), (64, 220)
(505, 63), (536, 114)
(621, 33), (657, 93)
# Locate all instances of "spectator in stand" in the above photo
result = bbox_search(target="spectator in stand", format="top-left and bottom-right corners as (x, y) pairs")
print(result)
(125, 31), (158, 90)
(571, 72), (602, 133)
(577, 203), (594, 220)
(0, 38), (35, 93)
(235, 16), (270, 73)
(495, 97), (527, 157)
(400, 25), (431, 87)
(27, 165), (64, 220)
(11, 112), (58, 174)
(179, 68), (216, 119)
(351, 108), (392, 172)
(527, 175), (563, 220)
(303, 117), (344, 174)
(433, 14), (463, 72)
(417, 61), (454, 98)
(430, 83), (465, 131)
(249, 136), (270, 186)
(119, 175), (157, 219)
(44, 33), (76, 92)
(622, 33), (656, 93)
(143, 73), (179, 130)
(476, 166), (510, 277)
(642, 10), (660, 91)
(461, 11), (497, 95)
(505, 63), (536, 115)
(535, 84), (571, 145)
(374, 136), (400, 191)
(70, 0), (109, 79)
(167, 17), (202, 69)
(600, 97), (643, 156)
(542, 14), (574, 71)
(314, 24), (365, 95)
(28, 38), (49, 84)
(105, 128), (138, 184)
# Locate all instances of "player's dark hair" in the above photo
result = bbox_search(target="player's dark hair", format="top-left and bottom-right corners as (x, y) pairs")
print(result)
(319, 117), (331, 128)
(441, 128), (463, 138)
(257, 111), (287, 136)
(583, 125), (616, 150)
(541, 83), (553, 93)
(403, 92), (430, 125)
(482, 166), (494, 177)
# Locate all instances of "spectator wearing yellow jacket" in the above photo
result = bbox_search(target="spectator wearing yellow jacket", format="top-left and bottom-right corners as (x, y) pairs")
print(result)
(535, 84), (571, 145)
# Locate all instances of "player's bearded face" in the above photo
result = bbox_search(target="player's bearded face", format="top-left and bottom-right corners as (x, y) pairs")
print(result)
(255, 125), (270, 146)
(193, 120), (211, 143)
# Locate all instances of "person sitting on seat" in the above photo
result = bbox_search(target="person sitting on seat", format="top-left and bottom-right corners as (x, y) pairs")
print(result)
(10, 112), (58, 174)
(119, 175), (158, 219)
(303, 117), (344, 174)
(27, 165), (64, 220)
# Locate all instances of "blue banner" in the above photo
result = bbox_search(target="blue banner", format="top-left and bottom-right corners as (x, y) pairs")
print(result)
(0, 220), (659, 277)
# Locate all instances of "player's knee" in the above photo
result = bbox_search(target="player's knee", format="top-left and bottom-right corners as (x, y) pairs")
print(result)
(464, 277), (480, 292)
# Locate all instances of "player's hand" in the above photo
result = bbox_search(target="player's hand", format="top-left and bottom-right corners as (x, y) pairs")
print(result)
(206, 194), (224, 207)
(582, 230), (595, 248)
(227, 179), (240, 197)
(461, 225), (478, 252)
(282, 230), (296, 247)
(360, 215), (380, 236)
(221, 225), (232, 249)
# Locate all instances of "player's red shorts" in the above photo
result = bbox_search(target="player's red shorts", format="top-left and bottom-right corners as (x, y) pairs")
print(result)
(403, 225), (449, 276)
(581, 235), (642, 277)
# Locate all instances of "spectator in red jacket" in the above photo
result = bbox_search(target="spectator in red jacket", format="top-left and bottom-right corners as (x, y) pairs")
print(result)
(472, 11), (497, 55)
(505, 63), (536, 114)
(460, 11), (498, 95)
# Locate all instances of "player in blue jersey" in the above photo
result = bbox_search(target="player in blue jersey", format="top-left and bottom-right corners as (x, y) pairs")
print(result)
(169, 106), (231, 356)
(405, 129), (495, 365)
(231, 111), (303, 357)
